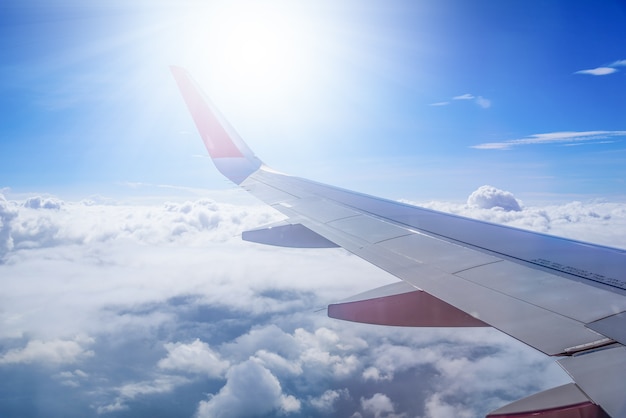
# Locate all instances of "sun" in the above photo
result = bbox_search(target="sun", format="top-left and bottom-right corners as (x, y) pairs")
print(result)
(179, 1), (317, 101)
(215, 10), (298, 88)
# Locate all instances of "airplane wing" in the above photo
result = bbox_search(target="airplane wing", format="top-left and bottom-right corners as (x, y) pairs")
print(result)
(171, 66), (626, 418)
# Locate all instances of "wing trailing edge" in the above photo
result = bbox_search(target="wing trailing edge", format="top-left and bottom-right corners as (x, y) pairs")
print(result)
(486, 383), (607, 418)
(328, 281), (487, 327)
(242, 221), (339, 248)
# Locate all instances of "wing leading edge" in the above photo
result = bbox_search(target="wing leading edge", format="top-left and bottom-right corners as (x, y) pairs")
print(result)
(170, 67), (626, 417)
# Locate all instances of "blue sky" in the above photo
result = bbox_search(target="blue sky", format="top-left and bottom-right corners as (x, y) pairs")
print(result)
(1, 2), (626, 418)
(1, 0), (625, 202)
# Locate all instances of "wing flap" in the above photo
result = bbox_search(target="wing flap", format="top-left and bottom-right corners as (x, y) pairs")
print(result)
(558, 345), (626, 418)
(486, 383), (606, 417)
(242, 221), (339, 248)
(328, 281), (487, 327)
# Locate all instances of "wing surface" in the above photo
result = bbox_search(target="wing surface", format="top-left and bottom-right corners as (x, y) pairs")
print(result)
(171, 67), (626, 417)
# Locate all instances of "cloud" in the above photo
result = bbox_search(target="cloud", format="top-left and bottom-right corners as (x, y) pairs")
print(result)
(431, 93), (491, 108)
(309, 389), (348, 412)
(0, 335), (94, 365)
(0, 194), (18, 258)
(196, 359), (300, 417)
(157, 339), (230, 378)
(471, 130), (626, 150)
(575, 67), (617, 76)
(467, 185), (522, 212)
(361, 393), (404, 418)
(423, 393), (473, 418)
(1, 192), (625, 417)
(98, 375), (191, 414)
(428, 101), (449, 106)
(475, 95), (491, 108)
(575, 58), (626, 75)
(23, 196), (63, 210)
(453, 93), (474, 100)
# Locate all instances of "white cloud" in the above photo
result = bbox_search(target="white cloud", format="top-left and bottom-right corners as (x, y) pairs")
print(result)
(475, 95), (491, 108)
(0, 194), (17, 258)
(432, 93), (491, 109)
(117, 375), (190, 399)
(575, 66), (617, 76)
(158, 339), (230, 378)
(423, 393), (473, 418)
(309, 389), (348, 412)
(254, 349), (303, 376)
(23, 196), (63, 210)
(467, 185), (521, 211)
(362, 366), (392, 381)
(97, 375), (191, 414)
(361, 393), (404, 418)
(611, 59), (626, 67)
(574, 59), (626, 75)
(1, 192), (625, 417)
(55, 369), (89, 387)
(471, 130), (626, 150)
(195, 359), (300, 417)
(0, 335), (94, 365)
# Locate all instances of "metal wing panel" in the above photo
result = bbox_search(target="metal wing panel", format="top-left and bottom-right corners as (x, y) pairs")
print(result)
(353, 244), (608, 355)
(457, 262), (626, 324)
(558, 346), (626, 418)
(244, 169), (621, 356)
(250, 170), (626, 294)
(378, 233), (501, 274)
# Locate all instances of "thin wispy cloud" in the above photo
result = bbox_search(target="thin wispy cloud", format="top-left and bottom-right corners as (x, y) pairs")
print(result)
(611, 59), (626, 67)
(430, 93), (491, 108)
(472, 130), (626, 150)
(575, 58), (626, 75)
(575, 67), (617, 76)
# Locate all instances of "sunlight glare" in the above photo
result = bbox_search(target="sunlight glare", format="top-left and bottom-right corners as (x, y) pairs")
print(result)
(182, 2), (317, 103)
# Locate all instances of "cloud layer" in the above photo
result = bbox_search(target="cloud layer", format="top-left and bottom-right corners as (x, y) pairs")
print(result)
(1, 190), (624, 417)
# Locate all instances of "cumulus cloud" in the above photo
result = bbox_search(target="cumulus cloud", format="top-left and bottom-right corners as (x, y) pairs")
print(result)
(0, 335), (94, 365)
(157, 339), (230, 378)
(196, 359), (300, 418)
(0, 194), (18, 258)
(467, 185), (522, 211)
(23, 196), (63, 210)
(361, 393), (403, 418)
(309, 389), (348, 412)
(471, 130), (626, 150)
